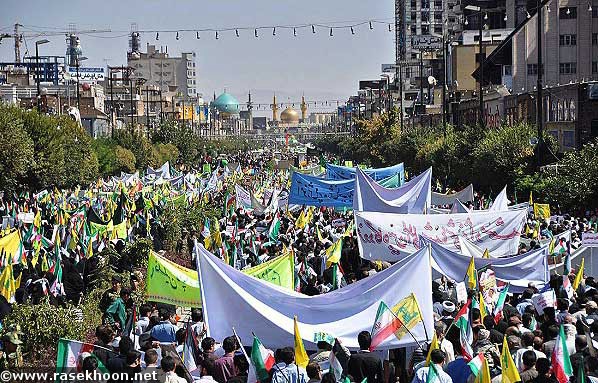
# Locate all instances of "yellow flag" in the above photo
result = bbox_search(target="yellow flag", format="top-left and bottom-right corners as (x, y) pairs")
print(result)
(533, 203), (551, 220)
(0, 264), (16, 303)
(0, 230), (22, 267)
(467, 256), (477, 290)
(479, 293), (488, 323)
(482, 249), (490, 259)
(573, 258), (585, 290)
(325, 237), (343, 268)
(425, 332), (439, 366)
(295, 209), (307, 229)
(294, 316), (309, 368)
(86, 239), (93, 258)
(501, 336), (521, 383)
(317, 226), (324, 242)
(477, 355), (492, 383)
(33, 210), (42, 229)
(391, 293), (424, 341)
(529, 191), (533, 205)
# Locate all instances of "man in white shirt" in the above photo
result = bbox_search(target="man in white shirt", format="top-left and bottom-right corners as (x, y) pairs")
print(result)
(435, 322), (455, 364)
(514, 333), (546, 372)
(135, 303), (153, 336)
(411, 349), (453, 383)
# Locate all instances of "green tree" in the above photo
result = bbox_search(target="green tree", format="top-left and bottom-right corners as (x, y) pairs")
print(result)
(114, 145), (136, 173)
(0, 106), (34, 192)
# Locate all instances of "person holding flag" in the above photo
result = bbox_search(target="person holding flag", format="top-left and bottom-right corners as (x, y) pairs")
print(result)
(410, 349), (452, 383)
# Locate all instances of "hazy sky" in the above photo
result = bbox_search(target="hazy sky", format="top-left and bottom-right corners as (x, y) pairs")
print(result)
(1, 0), (395, 115)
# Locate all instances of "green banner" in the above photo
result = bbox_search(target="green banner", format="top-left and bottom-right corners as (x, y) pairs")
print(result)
(145, 251), (296, 308)
(146, 251), (202, 307)
(244, 252), (295, 290)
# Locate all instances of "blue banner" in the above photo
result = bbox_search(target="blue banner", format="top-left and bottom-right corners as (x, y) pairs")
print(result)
(326, 162), (404, 185)
(288, 172), (354, 207)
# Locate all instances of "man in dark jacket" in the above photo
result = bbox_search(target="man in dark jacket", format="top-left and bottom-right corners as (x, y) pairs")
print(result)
(347, 331), (383, 383)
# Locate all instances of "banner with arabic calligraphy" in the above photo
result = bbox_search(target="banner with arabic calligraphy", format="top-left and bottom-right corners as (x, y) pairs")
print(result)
(243, 252), (295, 290)
(146, 251), (201, 307)
(355, 208), (527, 261)
(288, 172), (355, 208)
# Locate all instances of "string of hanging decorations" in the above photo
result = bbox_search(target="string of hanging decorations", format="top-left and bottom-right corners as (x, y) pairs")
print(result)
(18, 18), (396, 40)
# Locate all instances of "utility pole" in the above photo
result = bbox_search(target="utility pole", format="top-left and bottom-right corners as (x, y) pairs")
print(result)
(478, 12), (484, 129)
(536, 0), (543, 167)
(14, 23), (22, 63)
(442, 34), (448, 134)
(419, 51), (424, 116)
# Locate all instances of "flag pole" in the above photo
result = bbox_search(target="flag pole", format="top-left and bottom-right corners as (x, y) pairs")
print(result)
(232, 326), (250, 364)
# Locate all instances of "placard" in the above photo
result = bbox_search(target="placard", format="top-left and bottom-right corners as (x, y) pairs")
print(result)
(455, 282), (467, 304)
(532, 290), (556, 314)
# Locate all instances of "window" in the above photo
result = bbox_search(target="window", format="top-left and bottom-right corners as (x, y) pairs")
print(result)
(411, 24), (417, 34)
(434, 25), (443, 33)
(434, 0), (442, 8)
(593, 7), (598, 17)
(559, 7), (577, 19)
(563, 130), (575, 148)
(411, 0), (417, 8)
(422, 25), (429, 34)
(422, 0), (430, 8)
(593, 61), (598, 73)
(434, 12), (443, 21)
(422, 12), (429, 22)
(559, 34), (577, 46)
(411, 12), (417, 20)
(559, 62), (577, 74)
(503, 65), (512, 76)
(593, 33), (598, 45)
(527, 64), (538, 75)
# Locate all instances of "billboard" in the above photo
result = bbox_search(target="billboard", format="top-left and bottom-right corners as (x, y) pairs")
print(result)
(67, 67), (105, 83)
(411, 35), (443, 50)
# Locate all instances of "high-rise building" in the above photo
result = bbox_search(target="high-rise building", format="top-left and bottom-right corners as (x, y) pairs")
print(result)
(127, 39), (198, 99)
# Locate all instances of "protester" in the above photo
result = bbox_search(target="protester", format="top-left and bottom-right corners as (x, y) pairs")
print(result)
(410, 350), (452, 383)
(150, 308), (178, 344)
(213, 336), (239, 383)
(271, 347), (308, 383)
(347, 332), (384, 383)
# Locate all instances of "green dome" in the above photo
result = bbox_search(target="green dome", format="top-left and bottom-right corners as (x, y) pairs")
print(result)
(212, 92), (240, 114)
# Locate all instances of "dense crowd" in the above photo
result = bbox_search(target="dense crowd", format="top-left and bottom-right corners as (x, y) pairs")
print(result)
(0, 150), (597, 383)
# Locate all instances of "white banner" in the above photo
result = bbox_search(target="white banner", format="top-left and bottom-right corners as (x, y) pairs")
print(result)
(431, 184), (474, 206)
(235, 185), (252, 210)
(198, 244), (433, 350)
(532, 290), (556, 314)
(582, 233), (598, 247)
(355, 208), (527, 261)
(353, 167), (431, 214)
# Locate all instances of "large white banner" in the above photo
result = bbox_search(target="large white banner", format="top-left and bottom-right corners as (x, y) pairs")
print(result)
(355, 208), (527, 261)
(235, 185), (252, 209)
(198, 244), (433, 350)
(353, 167), (431, 214)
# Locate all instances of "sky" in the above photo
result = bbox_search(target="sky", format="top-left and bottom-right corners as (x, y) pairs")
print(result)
(1, 0), (396, 115)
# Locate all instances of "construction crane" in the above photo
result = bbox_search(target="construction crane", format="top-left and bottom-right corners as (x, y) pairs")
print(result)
(0, 23), (111, 62)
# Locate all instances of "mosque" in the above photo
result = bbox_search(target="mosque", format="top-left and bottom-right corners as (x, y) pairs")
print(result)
(208, 91), (310, 136)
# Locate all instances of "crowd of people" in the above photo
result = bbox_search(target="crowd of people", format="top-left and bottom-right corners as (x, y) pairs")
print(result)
(0, 149), (597, 383)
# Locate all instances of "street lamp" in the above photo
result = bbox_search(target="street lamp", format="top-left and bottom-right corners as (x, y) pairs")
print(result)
(464, 5), (485, 129)
(35, 39), (49, 112)
(75, 56), (88, 110)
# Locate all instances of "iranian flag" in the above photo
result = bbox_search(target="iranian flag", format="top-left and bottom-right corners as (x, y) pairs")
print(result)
(493, 283), (510, 324)
(453, 299), (474, 360)
(268, 213), (281, 241)
(369, 301), (404, 351)
(56, 339), (112, 377)
(248, 336), (275, 383)
(467, 353), (485, 376)
(551, 325), (573, 383)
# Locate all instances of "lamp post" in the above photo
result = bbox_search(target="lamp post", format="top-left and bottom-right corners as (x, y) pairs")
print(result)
(465, 5), (484, 128)
(536, 0), (543, 167)
(75, 56), (88, 110)
(35, 39), (49, 112)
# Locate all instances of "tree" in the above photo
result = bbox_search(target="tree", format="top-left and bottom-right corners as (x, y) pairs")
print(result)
(114, 145), (136, 174)
(0, 106), (34, 192)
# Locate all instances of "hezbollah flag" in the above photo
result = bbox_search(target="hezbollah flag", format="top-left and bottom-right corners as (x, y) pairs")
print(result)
(391, 293), (424, 341)
(0, 264), (17, 303)
(0, 230), (23, 267)
(325, 237), (343, 268)
(534, 203), (551, 220)
(501, 336), (521, 383)
(573, 258), (585, 290)
(294, 316), (309, 368)
(425, 332), (439, 366)
(466, 256), (477, 290)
